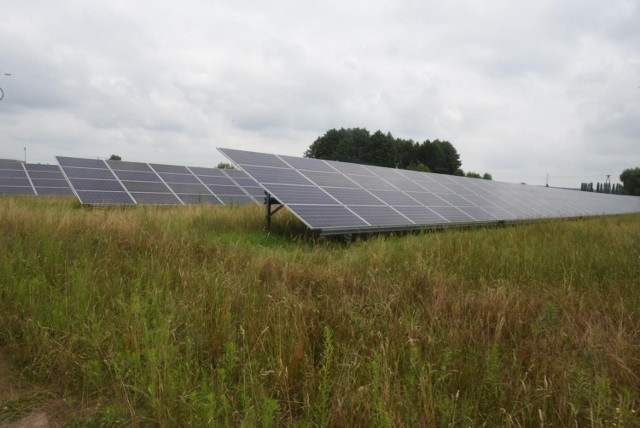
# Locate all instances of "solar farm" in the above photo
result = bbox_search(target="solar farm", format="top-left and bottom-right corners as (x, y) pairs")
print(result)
(3, 150), (639, 236)
(1, 152), (639, 426)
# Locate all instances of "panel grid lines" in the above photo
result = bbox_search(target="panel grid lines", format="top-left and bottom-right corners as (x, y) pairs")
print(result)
(218, 148), (640, 234)
(56, 157), (262, 207)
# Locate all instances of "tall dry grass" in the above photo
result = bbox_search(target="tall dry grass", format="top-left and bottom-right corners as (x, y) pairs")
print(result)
(0, 196), (639, 426)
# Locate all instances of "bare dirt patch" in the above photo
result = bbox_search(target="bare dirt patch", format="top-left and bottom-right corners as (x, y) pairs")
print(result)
(0, 352), (68, 428)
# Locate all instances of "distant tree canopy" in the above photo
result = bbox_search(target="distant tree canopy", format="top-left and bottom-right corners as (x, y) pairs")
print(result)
(109, 154), (121, 161)
(304, 128), (463, 175)
(620, 167), (640, 196)
(216, 162), (236, 170)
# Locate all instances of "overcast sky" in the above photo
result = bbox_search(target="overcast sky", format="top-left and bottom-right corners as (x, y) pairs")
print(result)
(1, 0), (638, 187)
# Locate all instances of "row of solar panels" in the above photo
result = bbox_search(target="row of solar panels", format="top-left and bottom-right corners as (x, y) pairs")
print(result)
(3, 151), (639, 236)
(0, 158), (264, 206)
(218, 148), (640, 235)
(0, 160), (74, 196)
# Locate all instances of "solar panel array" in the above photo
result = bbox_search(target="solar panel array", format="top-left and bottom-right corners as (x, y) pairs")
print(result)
(56, 157), (263, 206)
(218, 148), (640, 235)
(0, 161), (74, 196)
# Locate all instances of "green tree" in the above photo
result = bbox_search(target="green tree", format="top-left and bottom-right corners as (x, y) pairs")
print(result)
(305, 128), (462, 174)
(362, 131), (397, 167)
(406, 163), (430, 172)
(620, 167), (640, 196)
(217, 162), (236, 170)
(413, 139), (461, 174)
(465, 171), (482, 179)
(109, 154), (121, 161)
(482, 172), (493, 180)
(304, 128), (370, 163)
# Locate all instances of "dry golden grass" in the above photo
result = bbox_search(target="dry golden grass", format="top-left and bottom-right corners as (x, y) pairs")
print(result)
(0, 196), (638, 426)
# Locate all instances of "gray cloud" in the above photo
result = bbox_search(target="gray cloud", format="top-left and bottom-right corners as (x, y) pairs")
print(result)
(1, 0), (638, 186)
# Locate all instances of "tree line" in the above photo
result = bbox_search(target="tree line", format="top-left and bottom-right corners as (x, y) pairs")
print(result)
(580, 182), (623, 194)
(304, 128), (492, 179)
(581, 168), (640, 196)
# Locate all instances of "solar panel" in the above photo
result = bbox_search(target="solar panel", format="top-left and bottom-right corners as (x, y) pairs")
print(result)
(218, 148), (640, 235)
(0, 162), (73, 196)
(56, 157), (262, 206)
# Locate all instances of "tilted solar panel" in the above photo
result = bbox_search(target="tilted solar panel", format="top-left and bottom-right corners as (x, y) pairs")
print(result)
(218, 148), (640, 235)
(56, 157), (262, 206)
(0, 162), (73, 196)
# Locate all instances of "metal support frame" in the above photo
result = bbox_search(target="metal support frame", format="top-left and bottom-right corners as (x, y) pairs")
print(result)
(264, 191), (283, 228)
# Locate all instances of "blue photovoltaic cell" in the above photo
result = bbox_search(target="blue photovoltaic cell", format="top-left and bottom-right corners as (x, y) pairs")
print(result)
(0, 163), (72, 197)
(370, 190), (422, 206)
(197, 176), (236, 186)
(0, 160), (32, 195)
(223, 169), (252, 178)
(265, 184), (337, 205)
(57, 157), (107, 169)
(395, 206), (447, 224)
(404, 192), (450, 207)
(121, 181), (172, 193)
(230, 177), (260, 187)
(325, 161), (375, 176)
(348, 205), (413, 226)
(1, 177), (32, 187)
(219, 148), (291, 168)
(288, 205), (369, 228)
(437, 193), (474, 207)
(107, 160), (153, 172)
(299, 170), (360, 188)
(206, 185), (247, 196)
(279, 155), (337, 172)
(114, 170), (162, 182)
(35, 187), (75, 196)
(189, 166), (225, 176)
(165, 182), (210, 194)
(24, 164), (61, 172)
(383, 176), (428, 192)
(242, 165), (313, 185)
(63, 167), (115, 180)
(0, 169), (28, 178)
(460, 206), (497, 222)
(25, 171), (65, 180)
(158, 173), (200, 184)
(30, 178), (69, 188)
(429, 206), (476, 223)
(150, 164), (190, 174)
(243, 187), (266, 197)
(322, 187), (384, 206)
(346, 174), (396, 191)
(0, 162), (25, 171)
(69, 178), (125, 192)
(0, 186), (36, 195)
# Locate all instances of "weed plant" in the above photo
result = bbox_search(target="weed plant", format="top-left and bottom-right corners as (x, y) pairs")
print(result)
(0, 196), (639, 426)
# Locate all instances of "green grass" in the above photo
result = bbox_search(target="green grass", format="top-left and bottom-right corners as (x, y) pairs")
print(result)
(0, 196), (639, 426)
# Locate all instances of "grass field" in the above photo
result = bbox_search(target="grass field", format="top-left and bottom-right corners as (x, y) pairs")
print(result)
(0, 196), (639, 426)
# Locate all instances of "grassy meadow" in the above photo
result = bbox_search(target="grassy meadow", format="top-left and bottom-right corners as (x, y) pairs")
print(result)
(0, 196), (639, 426)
